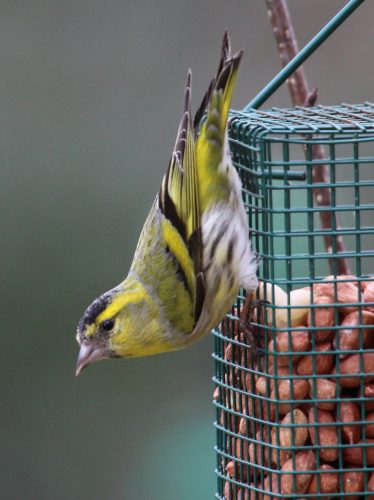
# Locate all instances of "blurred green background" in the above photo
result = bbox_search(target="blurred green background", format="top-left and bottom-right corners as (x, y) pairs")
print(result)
(1, 1), (374, 499)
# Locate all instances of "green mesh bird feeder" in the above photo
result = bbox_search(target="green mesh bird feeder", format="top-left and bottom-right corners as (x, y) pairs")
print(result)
(213, 1), (374, 498)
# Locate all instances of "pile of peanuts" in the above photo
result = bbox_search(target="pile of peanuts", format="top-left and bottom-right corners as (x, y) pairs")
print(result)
(216, 276), (374, 499)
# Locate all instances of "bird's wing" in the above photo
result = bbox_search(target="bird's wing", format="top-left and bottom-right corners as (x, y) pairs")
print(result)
(158, 71), (205, 326)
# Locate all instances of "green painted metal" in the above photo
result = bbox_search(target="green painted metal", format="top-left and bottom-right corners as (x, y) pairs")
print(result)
(243, 0), (366, 112)
(214, 103), (374, 499)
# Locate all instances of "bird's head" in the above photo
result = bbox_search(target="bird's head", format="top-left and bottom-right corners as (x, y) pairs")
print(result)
(75, 277), (170, 375)
(75, 287), (124, 376)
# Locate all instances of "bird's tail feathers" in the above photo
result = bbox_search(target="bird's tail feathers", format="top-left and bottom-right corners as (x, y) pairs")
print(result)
(195, 33), (243, 176)
(173, 69), (193, 163)
(193, 31), (243, 133)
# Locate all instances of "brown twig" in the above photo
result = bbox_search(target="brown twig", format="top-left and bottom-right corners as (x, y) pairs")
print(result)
(265, 0), (350, 275)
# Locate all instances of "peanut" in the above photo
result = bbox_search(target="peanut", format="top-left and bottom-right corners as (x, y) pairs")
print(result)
(262, 399), (276, 423)
(316, 277), (360, 313)
(308, 408), (338, 462)
(363, 281), (374, 313)
(342, 469), (364, 500)
(339, 401), (361, 444)
(268, 328), (310, 366)
(297, 342), (334, 376)
(235, 488), (250, 500)
(263, 474), (280, 500)
(361, 280), (372, 291)
(270, 378), (309, 415)
(254, 365), (292, 397)
(270, 426), (290, 466)
(235, 436), (249, 463)
(334, 310), (374, 356)
(248, 428), (270, 468)
(308, 378), (337, 411)
(220, 390), (243, 431)
(278, 409), (308, 448)
(306, 464), (338, 499)
(223, 480), (234, 499)
(213, 386), (219, 401)
(226, 458), (249, 483)
(307, 295), (334, 342)
(334, 352), (374, 388)
(365, 411), (374, 438)
(280, 450), (316, 495)
(342, 438), (374, 465)
(360, 383), (374, 412)
(255, 375), (269, 396)
(238, 415), (250, 436)
(236, 391), (262, 424)
(226, 460), (235, 476)
(258, 282), (311, 329)
(368, 470), (374, 497)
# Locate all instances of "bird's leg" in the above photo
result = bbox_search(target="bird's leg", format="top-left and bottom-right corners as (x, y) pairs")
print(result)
(239, 291), (267, 353)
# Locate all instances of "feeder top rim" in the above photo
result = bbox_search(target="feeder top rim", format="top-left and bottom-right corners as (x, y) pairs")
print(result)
(230, 102), (374, 134)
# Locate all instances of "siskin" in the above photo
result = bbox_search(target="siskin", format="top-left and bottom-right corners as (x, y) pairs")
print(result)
(76, 33), (258, 375)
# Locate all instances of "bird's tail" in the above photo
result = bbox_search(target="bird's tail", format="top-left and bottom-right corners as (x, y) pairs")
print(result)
(195, 32), (243, 172)
(194, 31), (242, 132)
(194, 32), (243, 210)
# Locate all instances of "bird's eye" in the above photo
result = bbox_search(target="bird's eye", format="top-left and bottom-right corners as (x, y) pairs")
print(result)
(101, 319), (114, 331)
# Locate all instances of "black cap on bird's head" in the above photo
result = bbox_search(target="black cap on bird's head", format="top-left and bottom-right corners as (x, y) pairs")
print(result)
(75, 288), (120, 376)
(76, 290), (113, 340)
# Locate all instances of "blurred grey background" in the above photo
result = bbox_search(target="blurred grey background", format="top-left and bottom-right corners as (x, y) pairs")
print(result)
(1, 1), (373, 499)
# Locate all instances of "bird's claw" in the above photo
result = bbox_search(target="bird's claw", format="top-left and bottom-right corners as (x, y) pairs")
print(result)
(239, 294), (269, 353)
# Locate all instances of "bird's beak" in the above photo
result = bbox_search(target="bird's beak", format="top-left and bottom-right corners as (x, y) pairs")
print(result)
(75, 341), (107, 376)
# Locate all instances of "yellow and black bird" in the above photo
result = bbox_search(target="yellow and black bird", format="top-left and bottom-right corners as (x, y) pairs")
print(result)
(76, 32), (258, 375)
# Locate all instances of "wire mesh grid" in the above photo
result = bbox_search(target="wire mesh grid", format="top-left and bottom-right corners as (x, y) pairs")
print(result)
(213, 103), (374, 499)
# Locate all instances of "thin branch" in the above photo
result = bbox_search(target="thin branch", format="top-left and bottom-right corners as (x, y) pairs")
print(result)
(265, 0), (350, 275)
